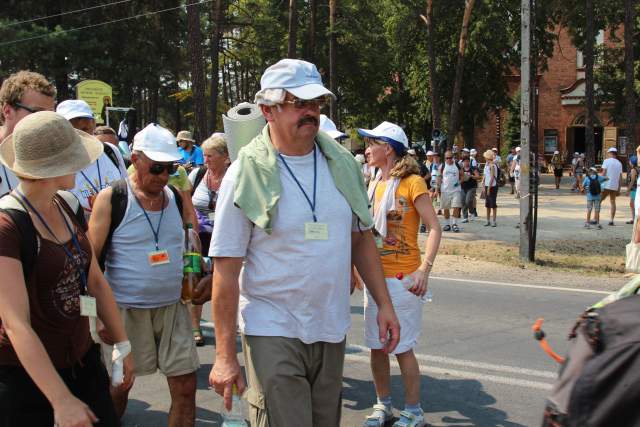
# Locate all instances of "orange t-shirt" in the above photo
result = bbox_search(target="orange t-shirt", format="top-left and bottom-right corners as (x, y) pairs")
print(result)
(373, 174), (429, 277)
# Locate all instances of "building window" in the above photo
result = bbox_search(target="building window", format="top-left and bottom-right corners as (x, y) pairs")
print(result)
(544, 129), (559, 154)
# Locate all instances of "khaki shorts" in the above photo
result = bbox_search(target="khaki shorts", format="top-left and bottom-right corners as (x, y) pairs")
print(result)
(440, 191), (463, 210)
(103, 302), (199, 377)
(242, 335), (345, 427)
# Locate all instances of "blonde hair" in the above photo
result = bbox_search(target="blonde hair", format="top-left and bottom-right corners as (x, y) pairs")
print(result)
(483, 149), (495, 160)
(202, 134), (228, 156)
(390, 153), (420, 179)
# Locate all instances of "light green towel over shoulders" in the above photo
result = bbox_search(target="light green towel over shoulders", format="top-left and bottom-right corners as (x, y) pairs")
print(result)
(234, 124), (372, 234)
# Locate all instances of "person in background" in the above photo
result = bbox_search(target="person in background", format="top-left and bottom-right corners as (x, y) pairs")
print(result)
(551, 150), (563, 190)
(94, 126), (130, 169)
(0, 111), (133, 426)
(429, 152), (442, 215)
(575, 153), (585, 193)
(483, 149), (499, 227)
(177, 131), (204, 173)
(0, 70), (57, 195)
(506, 147), (516, 194)
(461, 156), (480, 223)
(583, 167), (607, 229)
(600, 147), (623, 226)
(570, 152), (579, 191)
(510, 146), (522, 199)
(188, 134), (230, 347)
(437, 150), (463, 233)
(627, 155), (638, 225)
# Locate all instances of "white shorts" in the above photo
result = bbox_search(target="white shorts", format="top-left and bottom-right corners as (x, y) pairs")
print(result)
(364, 277), (424, 354)
(440, 191), (463, 210)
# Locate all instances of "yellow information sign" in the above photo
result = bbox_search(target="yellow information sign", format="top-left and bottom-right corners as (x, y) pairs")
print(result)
(76, 80), (112, 124)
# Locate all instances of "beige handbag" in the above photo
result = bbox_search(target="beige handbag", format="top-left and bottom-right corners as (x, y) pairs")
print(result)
(625, 220), (640, 273)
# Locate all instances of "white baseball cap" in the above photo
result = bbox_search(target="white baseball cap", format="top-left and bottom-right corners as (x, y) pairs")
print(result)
(133, 123), (182, 162)
(407, 148), (416, 155)
(608, 147), (618, 153)
(515, 146), (521, 152)
(426, 150), (434, 156)
(56, 99), (95, 121)
(319, 114), (346, 139)
(470, 148), (477, 154)
(574, 152), (580, 156)
(462, 147), (470, 152)
(259, 59), (335, 100)
(554, 150), (560, 154)
(357, 121), (409, 156)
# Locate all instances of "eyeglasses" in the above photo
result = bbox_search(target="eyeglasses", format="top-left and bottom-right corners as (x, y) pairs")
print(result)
(149, 162), (178, 175)
(282, 96), (329, 109)
(445, 157), (453, 160)
(13, 102), (47, 114)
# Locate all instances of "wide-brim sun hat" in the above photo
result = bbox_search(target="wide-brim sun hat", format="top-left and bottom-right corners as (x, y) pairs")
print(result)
(259, 59), (336, 101)
(176, 130), (195, 143)
(319, 114), (347, 139)
(484, 149), (495, 160)
(133, 123), (182, 162)
(0, 111), (103, 179)
(357, 121), (409, 157)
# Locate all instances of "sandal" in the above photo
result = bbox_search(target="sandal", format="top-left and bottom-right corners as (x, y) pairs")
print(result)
(364, 404), (393, 427)
(452, 224), (460, 233)
(193, 328), (205, 347)
(392, 410), (425, 427)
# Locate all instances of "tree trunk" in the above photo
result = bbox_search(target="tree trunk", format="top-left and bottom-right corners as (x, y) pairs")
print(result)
(210, 0), (224, 133)
(222, 57), (229, 107)
(329, 0), (338, 121)
(186, 0), (208, 142)
(421, 0), (441, 131)
(624, 0), (636, 150)
(307, 0), (317, 62)
(584, 0), (595, 166)
(287, 0), (298, 58)
(447, 0), (475, 148)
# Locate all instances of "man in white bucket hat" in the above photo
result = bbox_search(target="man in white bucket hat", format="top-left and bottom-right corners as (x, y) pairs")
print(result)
(208, 58), (399, 427)
(89, 123), (199, 424)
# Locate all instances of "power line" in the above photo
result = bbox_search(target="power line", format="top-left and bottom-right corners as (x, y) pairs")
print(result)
(0, 0), (213, 47)
(0, 0), (134, 29)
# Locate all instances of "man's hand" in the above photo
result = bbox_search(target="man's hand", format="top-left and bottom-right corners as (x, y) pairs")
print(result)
(192, 274), (212, 305)
(209, 357), (246, 411)
(118, 353), (135, 392)
(376, 304), (400, 354)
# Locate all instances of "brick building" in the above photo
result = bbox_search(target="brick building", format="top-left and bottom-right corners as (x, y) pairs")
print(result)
(474, 27), (638, 165)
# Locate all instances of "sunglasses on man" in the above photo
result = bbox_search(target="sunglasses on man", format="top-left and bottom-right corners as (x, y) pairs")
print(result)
(13, 102), (48, 114)
(283, 96), (330, 109)
(149, 162), (179, 175)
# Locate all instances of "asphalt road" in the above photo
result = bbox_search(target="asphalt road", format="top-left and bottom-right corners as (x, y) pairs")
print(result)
(122, 276), (610, 427)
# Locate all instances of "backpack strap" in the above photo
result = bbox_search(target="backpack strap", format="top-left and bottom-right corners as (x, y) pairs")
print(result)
(102, 142), (122, 176)
(0, 195), (37, 282)
(98, 179), (128, 270)
(56, 190), (87, 232)
(168, 184), (184, 219)
(191, 166), (208, 196)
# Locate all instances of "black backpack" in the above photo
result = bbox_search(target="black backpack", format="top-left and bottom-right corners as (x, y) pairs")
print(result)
(102, 142), (122, 172)
(588, 176), (601, 197)
(542, 292), (640, 427)
(191, 166), (208, 196)
(98, 179), (183, 269)
(0, 191), (86, 281)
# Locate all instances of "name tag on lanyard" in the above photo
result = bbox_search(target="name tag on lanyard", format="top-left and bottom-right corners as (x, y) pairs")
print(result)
(80, 295), (97, 317)
(148, 249), (171, 266)
(305, 222), (329, 240)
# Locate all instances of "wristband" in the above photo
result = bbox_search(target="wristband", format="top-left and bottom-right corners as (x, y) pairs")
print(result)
(111, 340), (132, 387)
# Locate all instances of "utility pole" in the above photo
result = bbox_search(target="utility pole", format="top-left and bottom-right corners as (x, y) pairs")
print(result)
(520, 0), (533, 261)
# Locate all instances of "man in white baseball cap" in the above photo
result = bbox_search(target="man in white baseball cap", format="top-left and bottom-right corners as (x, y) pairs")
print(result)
(209, 58), (399, 427)
(57, 99), (127, 218)
(319, 114), (347, 140)
(601, 146), (623, 225)
(88, 123), (199, 423)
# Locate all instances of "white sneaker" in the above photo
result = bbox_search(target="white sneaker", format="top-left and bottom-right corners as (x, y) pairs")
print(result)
(461, 218), (469, 223)
(392, 410), (425, 427)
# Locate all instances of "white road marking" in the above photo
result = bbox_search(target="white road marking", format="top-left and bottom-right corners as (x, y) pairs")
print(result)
(430, 276), (611, 295)
(344, 354), (554, 391)
(346, 344), (556, 379)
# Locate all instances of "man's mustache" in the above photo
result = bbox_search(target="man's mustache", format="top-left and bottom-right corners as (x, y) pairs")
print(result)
(298, 116), (319, 127)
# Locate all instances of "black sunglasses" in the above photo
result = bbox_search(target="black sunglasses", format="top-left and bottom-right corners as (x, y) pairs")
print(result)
(445, 157), (453, 160)
(13, 102), (47, 114)
(283, 96), (330, 109)
(149, 162), (178, 175)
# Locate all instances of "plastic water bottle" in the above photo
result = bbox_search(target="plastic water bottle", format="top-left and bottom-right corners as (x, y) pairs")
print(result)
(396, 272), (432, 303)
(222, 385), (248, 427)
(181, 223), (202, 303)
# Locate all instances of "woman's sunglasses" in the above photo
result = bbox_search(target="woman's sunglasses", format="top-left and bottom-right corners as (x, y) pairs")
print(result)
(149, 162), (178, 175)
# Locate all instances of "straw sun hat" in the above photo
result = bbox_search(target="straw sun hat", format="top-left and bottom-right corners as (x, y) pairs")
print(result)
(483, 149), (495, 160)
(0, 111), (103, 179)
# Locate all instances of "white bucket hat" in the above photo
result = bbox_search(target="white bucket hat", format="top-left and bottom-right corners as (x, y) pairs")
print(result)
(133, 124), (182, 162)
(0, 111), (103, 179)
(319, 114), (346, 139)
(357, 121), (409, 156)
(258, 59), (336, 101)
(56, 99), (95, 121)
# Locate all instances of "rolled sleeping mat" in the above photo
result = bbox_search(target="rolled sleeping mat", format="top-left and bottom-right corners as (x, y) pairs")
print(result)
(222, 102), (266, 161)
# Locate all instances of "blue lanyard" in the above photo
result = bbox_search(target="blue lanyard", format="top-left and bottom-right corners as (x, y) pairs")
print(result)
(2, 166), (11, 191)
(278, 145), (318, 222)
(15, 189), (88, 292)
(80, 157), (101, 194)
(131, 188), (166, 251)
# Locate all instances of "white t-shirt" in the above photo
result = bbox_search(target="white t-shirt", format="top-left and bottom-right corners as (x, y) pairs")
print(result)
(71, 147), (125, 218)
(483, 162), (498, 187)
(440, 162), (461, 193)
(188, 167), (216, 220)
(602, 157), (623, 190)
(209, 148), (362, 344)
(0, 165), (19, 195)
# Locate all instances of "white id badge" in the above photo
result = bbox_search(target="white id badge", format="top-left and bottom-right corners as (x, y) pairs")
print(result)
(148, 250), (171, 266)
(375, 235), (384, 249)
(304, 222), (329, 240)
(80, 295), (97, 317)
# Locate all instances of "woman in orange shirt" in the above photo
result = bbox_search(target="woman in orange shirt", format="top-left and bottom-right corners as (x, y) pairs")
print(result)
(359, 122), (441, 427)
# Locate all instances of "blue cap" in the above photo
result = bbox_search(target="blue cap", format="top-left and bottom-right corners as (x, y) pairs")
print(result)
(260, 59), (336, 100)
